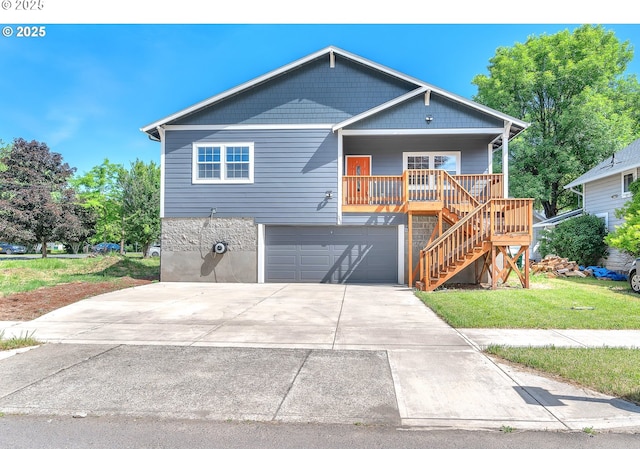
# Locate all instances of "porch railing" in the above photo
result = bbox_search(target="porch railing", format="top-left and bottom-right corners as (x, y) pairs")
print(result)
(342, 171), (503, 207)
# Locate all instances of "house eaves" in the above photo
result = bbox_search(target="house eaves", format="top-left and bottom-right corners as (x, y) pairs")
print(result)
(141, 45), (529, 141)
(564, 138), (640, 189)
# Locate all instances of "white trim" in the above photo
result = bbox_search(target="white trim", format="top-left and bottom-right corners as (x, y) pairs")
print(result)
(621, 169), (637, 198)
(192, 142), (254, 184)
(332, 87), (427, 131)
(487, 142), (493, 174)
(337, 130), (343, 225)
(157, 126), (166, 218)
(165, 124), (334, 131)
(257, 224), (265, 283)
(141, 46), (529, 136)
(397, 225), (405, 285)
(339, 127), (506, 136)
(402, 151), (461, 173)
(502, 122), (510, 197)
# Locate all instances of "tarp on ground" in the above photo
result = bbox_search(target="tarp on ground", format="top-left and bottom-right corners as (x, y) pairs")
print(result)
(581, 266), (628, 281)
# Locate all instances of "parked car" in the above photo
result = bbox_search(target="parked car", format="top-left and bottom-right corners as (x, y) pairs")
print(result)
(92, 242), (123, 254)
(147, 244), (161, 257)
(0, 242), (27, 255)
(629, 258), (640, 293)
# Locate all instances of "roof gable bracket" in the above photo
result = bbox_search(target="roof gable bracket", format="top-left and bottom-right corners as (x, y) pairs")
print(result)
(424, 90), (431, 106)
(330, 50), (335, 68)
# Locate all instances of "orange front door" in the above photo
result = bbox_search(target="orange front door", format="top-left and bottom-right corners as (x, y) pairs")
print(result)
(346, 156), (371, 204)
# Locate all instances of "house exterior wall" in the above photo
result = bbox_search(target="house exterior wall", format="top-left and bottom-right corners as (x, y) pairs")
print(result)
(172, 55), (416, 126)
(164, 128), (339, 224)
(584, 169), (639, 272)
(343, 135), (490, 175)
(160, 217), (257, 282)
(348, 93), (503, 130)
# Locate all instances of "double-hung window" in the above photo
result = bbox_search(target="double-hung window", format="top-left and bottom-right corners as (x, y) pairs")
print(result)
(192, 143), (254, 184)
(622, 169), (637, 198)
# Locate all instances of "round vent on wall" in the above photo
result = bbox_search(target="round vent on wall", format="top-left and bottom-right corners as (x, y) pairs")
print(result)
(213, 242), (228, 254)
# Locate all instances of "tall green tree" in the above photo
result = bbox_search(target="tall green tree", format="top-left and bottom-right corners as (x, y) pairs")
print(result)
(118, 159), (160, 257)
(473, 25), (640, 218)
(0, 138), (91, 257)
(71, 159), (125, 245)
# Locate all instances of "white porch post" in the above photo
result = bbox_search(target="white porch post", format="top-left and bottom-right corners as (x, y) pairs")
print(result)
(337, 129), (343, 225)
(156, 126), (166, 218)
(502, 122), (511, 198)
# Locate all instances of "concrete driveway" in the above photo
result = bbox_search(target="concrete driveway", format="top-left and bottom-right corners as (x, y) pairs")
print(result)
(2, 283), (640, 431)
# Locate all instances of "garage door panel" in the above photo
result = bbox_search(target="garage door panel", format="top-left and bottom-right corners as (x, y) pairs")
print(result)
(265, 226), (397, 283)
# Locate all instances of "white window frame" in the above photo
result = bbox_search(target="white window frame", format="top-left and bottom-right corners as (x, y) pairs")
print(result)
(192, 142), (254, 184)
(402, 151), (461, 174)
(621, 169), (636, 198)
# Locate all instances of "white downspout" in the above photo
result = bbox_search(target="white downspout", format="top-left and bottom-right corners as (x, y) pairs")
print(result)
(157, 126), (166, 218)
(502, 122), (511, 198)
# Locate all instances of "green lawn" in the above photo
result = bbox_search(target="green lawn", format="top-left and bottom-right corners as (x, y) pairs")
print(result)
(416, 275), (640, 329)
(487, 345), (640, 405)
(0, 255), (160, 297)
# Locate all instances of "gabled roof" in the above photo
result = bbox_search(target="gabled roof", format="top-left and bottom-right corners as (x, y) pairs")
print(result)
(565, 138), (640, 189)
(141, 46), (529, 141)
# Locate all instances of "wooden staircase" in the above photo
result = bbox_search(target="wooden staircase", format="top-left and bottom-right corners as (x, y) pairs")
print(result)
(340, 169), (532, 290)
(415, 195), (533, 292)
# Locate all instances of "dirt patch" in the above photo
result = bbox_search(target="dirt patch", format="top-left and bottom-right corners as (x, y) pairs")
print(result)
(0, 278), (153, 321)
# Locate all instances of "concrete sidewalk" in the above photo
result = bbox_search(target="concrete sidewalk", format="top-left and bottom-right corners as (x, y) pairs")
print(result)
(1, 283), (639, 432)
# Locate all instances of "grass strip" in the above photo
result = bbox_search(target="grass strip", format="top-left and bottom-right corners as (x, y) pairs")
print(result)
(486, 345), (640, 405)
(417, 275), (640, 329)
(0, 330), (41, 351)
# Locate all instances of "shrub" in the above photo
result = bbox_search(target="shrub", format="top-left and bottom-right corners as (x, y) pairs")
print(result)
(605, 179), (640, 256)
(539, 214), (608, 266)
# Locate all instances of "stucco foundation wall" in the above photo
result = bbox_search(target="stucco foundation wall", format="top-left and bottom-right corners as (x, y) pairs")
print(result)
(161, 217), (257, 282)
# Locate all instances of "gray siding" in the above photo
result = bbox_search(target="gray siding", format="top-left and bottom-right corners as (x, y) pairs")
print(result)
(348, 93), (503, 130)
(173, 54), (417, 126)
(584, 170), (639, 272)
(344, 135), (490, 175)
(164, 129), (339, 224)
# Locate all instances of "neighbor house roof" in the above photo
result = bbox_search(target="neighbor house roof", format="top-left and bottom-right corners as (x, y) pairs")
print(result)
(564, 138), (640, 189)
(532, 208), (583, 228)
(141, 46), (529, 142)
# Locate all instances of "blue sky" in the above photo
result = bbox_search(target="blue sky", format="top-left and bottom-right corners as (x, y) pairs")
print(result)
(1, 22), (640, 176)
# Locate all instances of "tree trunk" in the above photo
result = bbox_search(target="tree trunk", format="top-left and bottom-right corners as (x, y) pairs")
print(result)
(41, 238), (47, 258)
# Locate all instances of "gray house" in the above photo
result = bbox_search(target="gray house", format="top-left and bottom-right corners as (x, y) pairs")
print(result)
(141, 46), (533, 290)
(564, 138), (640, 272)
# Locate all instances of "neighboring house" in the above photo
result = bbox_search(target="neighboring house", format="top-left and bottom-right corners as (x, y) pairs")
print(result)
(564, 138), (640, 273)
(531, 209), (582, 261)
(141, 46), (532, 290)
